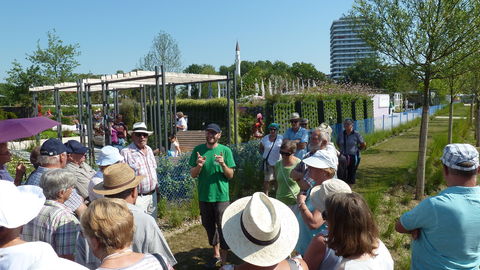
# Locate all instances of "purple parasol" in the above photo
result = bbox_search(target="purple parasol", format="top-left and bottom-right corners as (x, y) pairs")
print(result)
(0, 117), (61, 143)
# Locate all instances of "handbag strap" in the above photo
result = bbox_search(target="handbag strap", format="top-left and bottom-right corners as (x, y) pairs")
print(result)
(152, 253), (169, 269)
(264, 136), (277, 162)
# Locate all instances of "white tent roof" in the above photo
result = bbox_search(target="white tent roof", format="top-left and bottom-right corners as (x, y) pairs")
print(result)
(29, 71), (228, 92)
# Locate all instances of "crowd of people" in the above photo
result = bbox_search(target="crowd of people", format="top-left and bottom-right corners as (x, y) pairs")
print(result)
(0, 111), (479, 270)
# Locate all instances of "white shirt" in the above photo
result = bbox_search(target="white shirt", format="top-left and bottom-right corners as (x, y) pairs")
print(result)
(170, 141), (180, 157)
(176, 117), (187, 131)
(260, 134), (283, 166)
(0, 241), (87, 270)
(337, 240), (394, 270)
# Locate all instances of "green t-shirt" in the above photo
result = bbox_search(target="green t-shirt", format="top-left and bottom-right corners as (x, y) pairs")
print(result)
(275, 159), (301, 206)
(189, 143), (236, 202)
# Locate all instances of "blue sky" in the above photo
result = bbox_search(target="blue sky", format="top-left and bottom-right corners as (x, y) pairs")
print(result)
(0, 0), (355, 83)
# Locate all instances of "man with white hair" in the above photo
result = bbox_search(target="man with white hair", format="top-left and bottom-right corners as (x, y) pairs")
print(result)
(0, 142), (26, 185)
(21, 169), (81, 261)
(396, 143), (480, 269)
(26, 138), (86, 217)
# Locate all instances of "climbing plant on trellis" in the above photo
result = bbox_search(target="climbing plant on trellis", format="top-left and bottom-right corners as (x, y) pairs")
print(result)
(355, 99), (364, 120)
(367, 99), (374, 118)
(341, 97), (353, 120)
(273, 103), (295, 134)
(323, 100), (337, 125)
(301, 101), (319, 128)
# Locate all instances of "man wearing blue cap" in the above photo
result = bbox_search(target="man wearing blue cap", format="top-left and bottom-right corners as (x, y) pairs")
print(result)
(26, 138), (87, 217)
(64, 140), (96, 200)
(189, 123), (236, 268)
(396, 143), (480, 270)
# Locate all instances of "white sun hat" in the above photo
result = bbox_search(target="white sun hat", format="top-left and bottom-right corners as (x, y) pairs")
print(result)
(128, 122), (154, 135)
(0, 180), (46, 228)
(303, 149), (338, 170)
(221, 192), (299, 267)
(310, 179), (352, 212)
(96, 145), (124, 166)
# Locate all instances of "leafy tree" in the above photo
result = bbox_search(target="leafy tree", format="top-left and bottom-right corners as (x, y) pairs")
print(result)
(343, 56), (387, 88)
(138, 31), (182, 72)
(352, 0), (480, 198)
(290, 62), (327, 81)
(28, 29), (80, 84)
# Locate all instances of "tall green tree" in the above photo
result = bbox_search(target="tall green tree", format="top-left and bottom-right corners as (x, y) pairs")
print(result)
(138, 31), (182, 72)
(28, 29), (80, 84)
(352, 0), (480, 199)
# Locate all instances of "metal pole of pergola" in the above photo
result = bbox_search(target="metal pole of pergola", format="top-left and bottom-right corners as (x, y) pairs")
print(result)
(161, 65), (168, 152)
(226, 73), (231, 145)
(54, 88), (62, 140)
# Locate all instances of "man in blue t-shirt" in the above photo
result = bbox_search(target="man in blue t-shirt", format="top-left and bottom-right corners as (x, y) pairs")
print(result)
(283, 112), (309, 158)
(396, 143), (480, 270)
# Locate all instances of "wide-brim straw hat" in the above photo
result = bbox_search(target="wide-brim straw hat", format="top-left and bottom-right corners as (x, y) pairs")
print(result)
(128, 122), (154, 135)
(310, 179), (352, 212)
(93, 163), (144, 195)
(221, 192), (299, 267)
(0, 180), (46, 228)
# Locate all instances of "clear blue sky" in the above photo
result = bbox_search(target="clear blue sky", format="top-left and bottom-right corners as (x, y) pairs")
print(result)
(0, 0), (355, 83)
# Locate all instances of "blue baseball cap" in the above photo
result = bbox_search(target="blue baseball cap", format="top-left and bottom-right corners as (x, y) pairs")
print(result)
(40, 139), (68, 156)
(64, 140), (88, 154)
(205, 123), (222, 133)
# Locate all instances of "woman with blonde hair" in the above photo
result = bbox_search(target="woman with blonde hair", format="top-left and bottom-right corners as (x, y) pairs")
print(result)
(81, 198), (173, 270)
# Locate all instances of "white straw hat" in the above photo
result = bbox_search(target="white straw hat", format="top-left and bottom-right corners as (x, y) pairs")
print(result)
(0, 180), (46, 228)
(221, 192), (299, 267)
(128, 122), (154, 135)
(311, 179), (352, 212)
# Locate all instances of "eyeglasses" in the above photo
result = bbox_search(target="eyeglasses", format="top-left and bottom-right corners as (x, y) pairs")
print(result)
(134, 133), (149, 138)
(270, 128), (277, 131)
(280, 151), (292, 156)
(290, 120), (299, 123)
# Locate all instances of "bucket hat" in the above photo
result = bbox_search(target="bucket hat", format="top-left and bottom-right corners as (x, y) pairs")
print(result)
(96, 145), (124, 166)
(128, 122), (153, 135)
(221, 192), (299, 267)
(303, 149), (338, 170)
(0, 180), (46, 228)
(310, 179), (352, 212)
(93, 163), (144, 195)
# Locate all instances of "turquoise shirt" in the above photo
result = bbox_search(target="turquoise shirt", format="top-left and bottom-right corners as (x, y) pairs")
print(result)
(400, 186), (480, 270)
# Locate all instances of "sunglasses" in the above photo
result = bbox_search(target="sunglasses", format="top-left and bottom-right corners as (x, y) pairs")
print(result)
(280, 151), (292, 156)
(270, 128), (277, 131)
(290, 120), (299, 123)
(134, 133), (149, 138)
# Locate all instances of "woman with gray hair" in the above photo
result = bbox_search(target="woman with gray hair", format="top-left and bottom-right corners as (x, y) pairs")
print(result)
(21, 169), (81, 261)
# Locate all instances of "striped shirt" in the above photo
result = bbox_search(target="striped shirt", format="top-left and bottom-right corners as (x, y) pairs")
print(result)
(121, 143), (158, 194)
(21, 200), (80, 256)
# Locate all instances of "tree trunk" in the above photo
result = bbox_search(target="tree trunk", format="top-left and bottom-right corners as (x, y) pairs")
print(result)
(476, 98), (480, 147)
(470, 95), (475, 125)
(415, 77), (430, 200)
(448, 88), (454, 144)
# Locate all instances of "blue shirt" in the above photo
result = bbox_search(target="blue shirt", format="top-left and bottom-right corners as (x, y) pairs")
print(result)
(26, 166), (49, 186)
(336, 130), (364, 156)
(0, 165), (14, 182)
(283, 127), (309, 158)
(400, 186), (480, 270)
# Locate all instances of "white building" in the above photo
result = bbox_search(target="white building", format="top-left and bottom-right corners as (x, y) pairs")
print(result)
(330, 17), (375, 80)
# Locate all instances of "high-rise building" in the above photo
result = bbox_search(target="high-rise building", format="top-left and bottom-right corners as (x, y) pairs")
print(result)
(330, 17), (374, 80)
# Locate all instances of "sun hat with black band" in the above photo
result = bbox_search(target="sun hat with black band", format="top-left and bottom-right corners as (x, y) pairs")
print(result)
(0, 180), (46, 228)
(93, 163), (144, 195)
(40, 138), (68, 156)
(290, 112), (300, 121)
(128, 122), (154, 135)
(221, 192), (299, 267)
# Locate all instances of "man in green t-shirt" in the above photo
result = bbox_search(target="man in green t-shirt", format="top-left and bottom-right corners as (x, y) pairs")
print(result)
(189, 123), (236, 268)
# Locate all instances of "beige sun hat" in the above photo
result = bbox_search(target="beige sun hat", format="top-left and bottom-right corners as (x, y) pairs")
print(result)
(311, 179), (352, 212)
(290, 112), (300, 120)
(93, 163), (144, 195)
(128, 122), (154, 135)
(0, 180), (46, 228)
(221, 192), (299, 267)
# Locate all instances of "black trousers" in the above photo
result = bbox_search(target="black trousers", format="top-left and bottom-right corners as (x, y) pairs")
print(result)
(199, 201), (230, 250)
